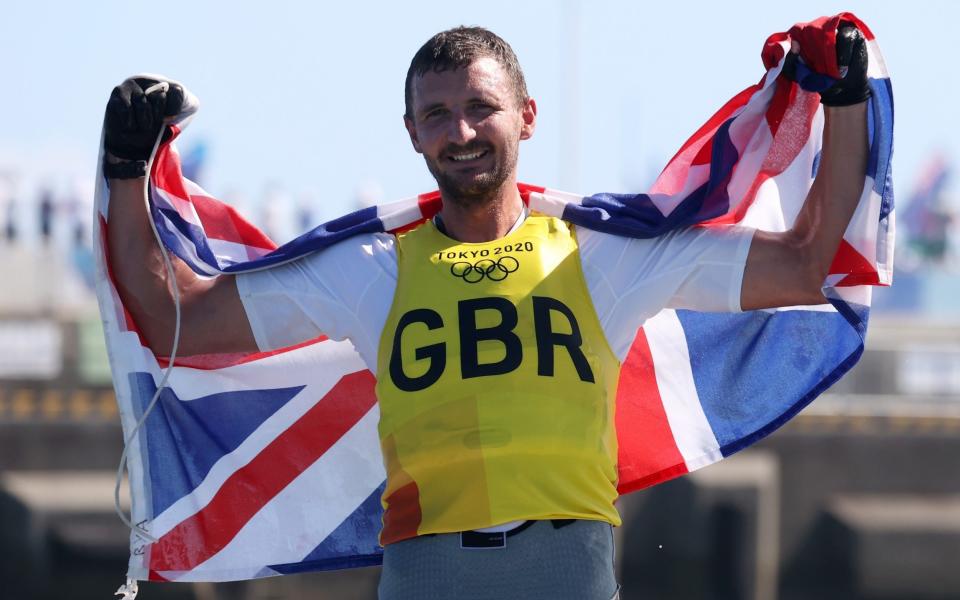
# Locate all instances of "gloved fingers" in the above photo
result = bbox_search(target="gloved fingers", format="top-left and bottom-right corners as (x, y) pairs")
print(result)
(820, 23), (870, 106)
(163, 83), (185, 118)
(145, 88), (168, 136)
(779, 40), (801, 82)
(835, 26), (862, 72)
(104, 75), (183, 162)
(130, 83), (154, 135)
(780, 51), (798, 81)
(107, 81), (136, 131)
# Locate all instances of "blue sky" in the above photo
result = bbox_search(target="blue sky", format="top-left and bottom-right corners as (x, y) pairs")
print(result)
(0, 0), (954, 225)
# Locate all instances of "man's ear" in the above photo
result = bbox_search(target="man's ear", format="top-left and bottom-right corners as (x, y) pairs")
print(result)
(519, 98), (537, 141)
(404, 116), (423, 154)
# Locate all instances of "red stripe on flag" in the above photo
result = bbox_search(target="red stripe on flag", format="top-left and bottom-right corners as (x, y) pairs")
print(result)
(835, 271), (881, 287)
(768, 13), (874, 90)
(387, 191), (439, 235)
(702, 88), (819, 227)
(788, 15), (841, 78)
(830, 239), (874, 275)
(761, 31), (790, 70)
(151, 140), (277, 252)
(764, 74), (797, 138)
(151, 142), (192, 205)
(615, 329), (687, 495)
(418, 191), (442, 219)
(518, 182), (546, 202)
(148, 370), (377, 572)
(653, 83), (760, 197)
(671, 84), (759, 168)
(788, 12), (878, 75)
(156, 335), (330, 370)
(829, 239), (881, 286)
(190, 193), (276, 251)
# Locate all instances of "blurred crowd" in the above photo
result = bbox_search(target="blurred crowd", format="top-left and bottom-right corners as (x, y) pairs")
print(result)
(0, 141), (385, 314)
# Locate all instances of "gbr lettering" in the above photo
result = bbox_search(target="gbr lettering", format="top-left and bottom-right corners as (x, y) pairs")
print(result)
(388, 295), (595, 392)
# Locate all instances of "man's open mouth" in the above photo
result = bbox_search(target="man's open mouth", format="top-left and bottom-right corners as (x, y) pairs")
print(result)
(447, 148), (490, 162)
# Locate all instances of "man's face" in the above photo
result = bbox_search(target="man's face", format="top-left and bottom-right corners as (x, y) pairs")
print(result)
(405, 57), (536, 206)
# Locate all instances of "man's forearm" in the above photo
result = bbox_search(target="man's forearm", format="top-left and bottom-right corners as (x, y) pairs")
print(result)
(794, 102), (869, 284)
(106, 176), (259, 356)
(106, 177), (200, 354)
(741, 101), (868, 310)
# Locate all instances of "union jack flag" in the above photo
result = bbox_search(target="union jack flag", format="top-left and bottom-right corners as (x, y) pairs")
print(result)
(95, 13), (893, 582)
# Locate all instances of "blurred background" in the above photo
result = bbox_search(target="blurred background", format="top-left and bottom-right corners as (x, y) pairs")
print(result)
(1, 1), (958, 598)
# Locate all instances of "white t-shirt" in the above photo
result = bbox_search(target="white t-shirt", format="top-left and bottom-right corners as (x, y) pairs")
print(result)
(236, 220), (755, 370)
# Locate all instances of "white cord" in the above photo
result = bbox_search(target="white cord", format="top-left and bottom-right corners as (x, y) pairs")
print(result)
(113, 81), (183, 545)
(115, 577), (140, 599)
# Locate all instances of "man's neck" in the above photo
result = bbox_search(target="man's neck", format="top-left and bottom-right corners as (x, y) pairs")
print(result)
(437, 179), (524, 243)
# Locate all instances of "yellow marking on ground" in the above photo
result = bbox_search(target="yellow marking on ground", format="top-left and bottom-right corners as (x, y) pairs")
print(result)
(889, 415), (913, 433)
(817, 414), (846, 432)
(11, 389), (35, 419)
(847, 415), (873, 434)
(942, 418), (960, 433)
(40, 389), (65, 419)
(791, 416), (820, 433)
(73, 390), (97, 420)
(69, 391), (93, 420)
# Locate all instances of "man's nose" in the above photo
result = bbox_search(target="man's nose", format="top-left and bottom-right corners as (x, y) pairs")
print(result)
(448, 114), (477, 144)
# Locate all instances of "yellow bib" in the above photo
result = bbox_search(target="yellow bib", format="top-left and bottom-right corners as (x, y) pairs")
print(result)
(375, 215), (621, 544)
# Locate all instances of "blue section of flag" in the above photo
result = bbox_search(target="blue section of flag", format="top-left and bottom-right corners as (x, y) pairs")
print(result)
(217, 205), (384, 274)
(870, 77), (895, 221)
(268, 482), (386, 574)
(567, 118), (740, 237)
(811, 150), (822, 179)
(676, 306), (866, 454)
(155, 204), (222, 272)
(130, 372), (304, 516)
(792, 59), (837, 93)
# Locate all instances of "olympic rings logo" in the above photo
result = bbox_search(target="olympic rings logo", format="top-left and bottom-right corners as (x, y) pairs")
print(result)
(450, 256), (520, 283)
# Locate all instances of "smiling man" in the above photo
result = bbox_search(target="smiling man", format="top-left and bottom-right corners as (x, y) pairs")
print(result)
(103, 25), (870, 600)
(402, 42), (535, 243)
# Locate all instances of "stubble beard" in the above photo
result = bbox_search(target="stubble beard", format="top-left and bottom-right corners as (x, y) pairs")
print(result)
(424, 142), (518, 209)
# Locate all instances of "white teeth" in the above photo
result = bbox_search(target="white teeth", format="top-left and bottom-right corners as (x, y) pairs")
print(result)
(450, 151), (484, 161)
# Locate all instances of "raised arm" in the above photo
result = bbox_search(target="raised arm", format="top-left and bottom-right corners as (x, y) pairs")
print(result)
(104, 77), (257, 356)
(741, 26), (871, 310)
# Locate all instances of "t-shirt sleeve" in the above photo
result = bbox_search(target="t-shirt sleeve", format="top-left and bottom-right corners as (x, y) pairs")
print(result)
(579, 225), (755, 360)
(235, 233), (398, 355)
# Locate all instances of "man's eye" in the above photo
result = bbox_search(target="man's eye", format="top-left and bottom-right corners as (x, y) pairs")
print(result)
(423, 109), (447, 120)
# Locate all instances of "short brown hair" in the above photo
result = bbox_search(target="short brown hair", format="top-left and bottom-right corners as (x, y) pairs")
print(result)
(404, 26), (529, 119)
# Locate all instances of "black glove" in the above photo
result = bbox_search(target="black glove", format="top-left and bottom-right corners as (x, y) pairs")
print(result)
(103, 77), (184, 166)
(820, 24), (871, 107)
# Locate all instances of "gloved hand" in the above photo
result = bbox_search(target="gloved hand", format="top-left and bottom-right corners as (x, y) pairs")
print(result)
(104, 77), (184, 162)
(819, 24), (870, 106)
